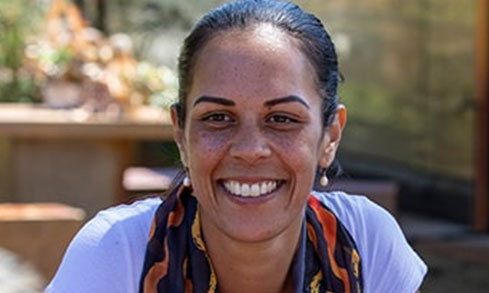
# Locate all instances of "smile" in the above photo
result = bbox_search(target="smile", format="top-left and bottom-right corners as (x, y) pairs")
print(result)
(222, 180), (283, 197)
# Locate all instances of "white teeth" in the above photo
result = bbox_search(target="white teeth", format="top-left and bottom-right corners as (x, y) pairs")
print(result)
(250, 184), (260, 196)
(241, 184), (250, 196)
(223, 180), (281, 197)
(225, 182), (232, 193)
(232, 181), (239, 195)
(260, 182), (267, 194)
(267, 181), (276, 193)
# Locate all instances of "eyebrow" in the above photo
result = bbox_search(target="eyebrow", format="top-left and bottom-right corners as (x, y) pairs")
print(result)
(192, 94), (310, 109)
(264, 95), (310, 109)
(193, 96), (236, 107)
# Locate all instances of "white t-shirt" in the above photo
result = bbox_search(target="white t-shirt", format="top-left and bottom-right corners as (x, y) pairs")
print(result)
(46, 191), (427, 293)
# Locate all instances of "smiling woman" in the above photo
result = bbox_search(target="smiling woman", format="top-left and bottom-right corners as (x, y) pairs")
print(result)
(46, 1), (427, 293)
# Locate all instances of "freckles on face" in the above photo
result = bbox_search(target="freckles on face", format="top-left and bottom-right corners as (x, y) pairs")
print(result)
(189, 128), (229, 154)
(266, 127), (321, 190)
(185, 124), (232, 199)
(180, 25), (327, 242)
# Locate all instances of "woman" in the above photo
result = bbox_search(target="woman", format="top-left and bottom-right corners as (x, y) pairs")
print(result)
(47, 1), (427, 292)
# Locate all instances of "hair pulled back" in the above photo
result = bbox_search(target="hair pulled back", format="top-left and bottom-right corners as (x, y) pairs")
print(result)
(175, 0), (340, 128)
(169, 0), (342, 193)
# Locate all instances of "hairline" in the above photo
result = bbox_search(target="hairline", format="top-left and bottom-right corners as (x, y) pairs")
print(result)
(179, 23), (324, 126)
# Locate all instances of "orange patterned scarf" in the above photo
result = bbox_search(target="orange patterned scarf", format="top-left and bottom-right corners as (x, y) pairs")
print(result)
(140, 186), (363, 292)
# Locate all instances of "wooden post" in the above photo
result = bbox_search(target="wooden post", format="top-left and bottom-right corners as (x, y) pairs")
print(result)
(474, 0), (489, 232)
(95, 0), (107, 33)
(74, 0), (85, 14)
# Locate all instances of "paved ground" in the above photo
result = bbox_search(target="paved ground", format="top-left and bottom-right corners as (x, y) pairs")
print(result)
(0, 247), (44, 293)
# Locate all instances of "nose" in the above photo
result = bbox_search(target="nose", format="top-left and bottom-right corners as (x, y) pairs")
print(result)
(230, 126), (271, 165)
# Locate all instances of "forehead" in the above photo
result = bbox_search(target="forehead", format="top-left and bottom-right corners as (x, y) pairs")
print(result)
(187, 24), (319, 104)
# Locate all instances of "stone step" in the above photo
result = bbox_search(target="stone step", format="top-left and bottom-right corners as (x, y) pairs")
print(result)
(0, 203), (85, 282)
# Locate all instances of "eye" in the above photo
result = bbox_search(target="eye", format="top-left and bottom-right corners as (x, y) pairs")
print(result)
(203, 113), (232, 122)
(201, 112), (235, 129)
(267, 114), (298, 124)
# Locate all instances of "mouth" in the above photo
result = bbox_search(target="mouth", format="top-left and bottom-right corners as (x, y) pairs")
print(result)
(220, 179), (284, 198)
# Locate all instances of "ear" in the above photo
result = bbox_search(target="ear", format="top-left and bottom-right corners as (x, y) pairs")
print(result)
(170, 105), (188, 167)
(318, 105), (347, 169)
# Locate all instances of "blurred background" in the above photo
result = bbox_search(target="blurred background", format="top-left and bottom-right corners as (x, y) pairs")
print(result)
(0, 0), (487, 292)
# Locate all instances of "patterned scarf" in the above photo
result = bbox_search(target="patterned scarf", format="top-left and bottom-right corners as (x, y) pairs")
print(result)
(139, 185), (363, 292)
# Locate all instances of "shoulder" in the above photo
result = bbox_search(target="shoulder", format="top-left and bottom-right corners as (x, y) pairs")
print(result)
(46, 197), (163, 293)
(92, 196), (162, 234)
(312, 191), (427, 293)
(64, 196), (162, 255)
(312, 190), (395, 238)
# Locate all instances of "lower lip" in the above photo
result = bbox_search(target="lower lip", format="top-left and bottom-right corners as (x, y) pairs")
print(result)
(219, 181), (284, 205)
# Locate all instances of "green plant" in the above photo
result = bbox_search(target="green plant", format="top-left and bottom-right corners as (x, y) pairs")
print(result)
(0, 1), (45, 102)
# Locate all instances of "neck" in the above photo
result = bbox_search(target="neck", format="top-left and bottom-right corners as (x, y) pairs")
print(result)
(200, 210), (303, 293)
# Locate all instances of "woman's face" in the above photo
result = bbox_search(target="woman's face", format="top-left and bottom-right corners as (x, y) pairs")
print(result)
(173, 24), (344, 243)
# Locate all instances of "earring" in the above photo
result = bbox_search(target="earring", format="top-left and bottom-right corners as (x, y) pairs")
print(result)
(320, 169), (328, 187)
(183, 175), (191, 187)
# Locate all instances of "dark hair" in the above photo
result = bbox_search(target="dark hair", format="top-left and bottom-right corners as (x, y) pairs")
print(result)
(175, 0), (340, 128)
(167, 0), (342, 197)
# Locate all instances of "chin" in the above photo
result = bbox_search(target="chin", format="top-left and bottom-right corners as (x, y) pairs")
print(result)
(221, 215), (294, 243)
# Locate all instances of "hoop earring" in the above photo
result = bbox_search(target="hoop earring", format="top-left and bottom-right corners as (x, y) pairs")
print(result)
(320, 169), (328, 187)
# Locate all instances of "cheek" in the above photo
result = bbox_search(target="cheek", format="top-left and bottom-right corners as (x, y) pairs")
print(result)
(268, 129), (321, 170)
(185, 127), (232, 173)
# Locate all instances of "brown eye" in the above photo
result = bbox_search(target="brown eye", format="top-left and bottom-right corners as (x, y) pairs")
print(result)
(267, 114), (297, 124)
(204, 113), (231, 122)
(202, 112), (235, 128)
